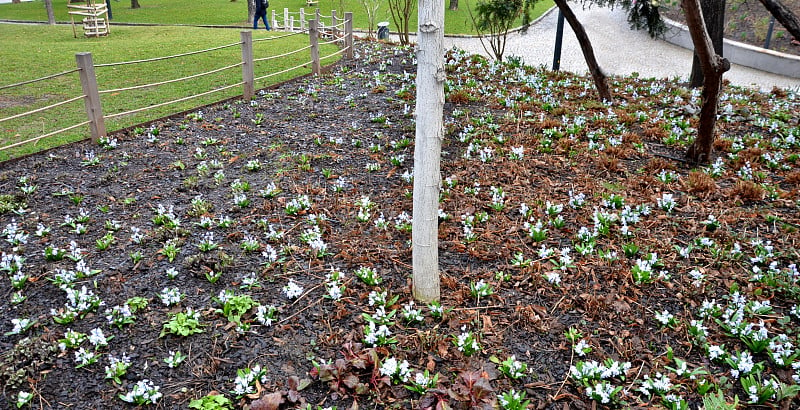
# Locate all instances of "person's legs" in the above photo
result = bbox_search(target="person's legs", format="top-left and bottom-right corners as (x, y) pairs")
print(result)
(260, 14), (270, 30)
(253, 13), (259, 29)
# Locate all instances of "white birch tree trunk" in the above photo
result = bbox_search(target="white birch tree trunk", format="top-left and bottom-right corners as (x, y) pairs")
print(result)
(412, 0), (444, 303)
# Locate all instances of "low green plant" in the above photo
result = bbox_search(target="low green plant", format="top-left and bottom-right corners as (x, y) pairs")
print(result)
(160, 309), (204, 337)
(189, 394), (233, 410)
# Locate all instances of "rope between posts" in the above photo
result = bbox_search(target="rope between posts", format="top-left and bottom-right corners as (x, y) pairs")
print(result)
(100, 62), (243, 94)
(252, 31), (304, 42)
(254, 60), (310, 82)
(318, 36), (342, 46)
(254, 45), (312, 63)
(0, 95), (86, 124)
(0, 68), (80, 92)
(105, 82), (243, 119)
(319, 47), (346, 62)
(95, 41), (242, 67)
(0, 120), (91, 152)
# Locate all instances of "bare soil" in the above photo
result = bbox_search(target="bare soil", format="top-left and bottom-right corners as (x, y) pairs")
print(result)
(1, 40), (799, 410)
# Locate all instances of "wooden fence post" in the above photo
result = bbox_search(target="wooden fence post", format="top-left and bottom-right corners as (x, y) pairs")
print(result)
(331, 10), (338, 38)
(345, 12), (353, 59)
(283, 8), (289, 30)
(309, 19), (320, 75)
(75, 52), (106, 143)
(240, 31), (254, 101)
(300, 8), (306, 31)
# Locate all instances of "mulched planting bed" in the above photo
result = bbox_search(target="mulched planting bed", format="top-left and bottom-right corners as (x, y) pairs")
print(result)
(1, 40), (799, 409)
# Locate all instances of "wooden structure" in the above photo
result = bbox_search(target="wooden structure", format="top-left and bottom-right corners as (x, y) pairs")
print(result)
(68, 0), (110, 38)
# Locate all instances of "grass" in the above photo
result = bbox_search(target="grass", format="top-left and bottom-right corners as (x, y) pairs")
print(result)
(0, 0), (554, 35)
(0, 24), (337, 160)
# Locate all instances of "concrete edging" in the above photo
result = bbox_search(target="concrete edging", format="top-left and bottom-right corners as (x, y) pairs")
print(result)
(661, 16), (800, 78)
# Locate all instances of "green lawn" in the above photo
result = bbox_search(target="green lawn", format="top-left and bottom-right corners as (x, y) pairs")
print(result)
(0, 0), (554, 35)
(0, 24), (336, 160)
(0, 0), (554, 159)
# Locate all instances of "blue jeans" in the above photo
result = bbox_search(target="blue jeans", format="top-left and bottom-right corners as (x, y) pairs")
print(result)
(254, 11), (270, 30)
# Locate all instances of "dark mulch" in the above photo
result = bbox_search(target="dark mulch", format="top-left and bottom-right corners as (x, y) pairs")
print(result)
(1, 40), (799, 409)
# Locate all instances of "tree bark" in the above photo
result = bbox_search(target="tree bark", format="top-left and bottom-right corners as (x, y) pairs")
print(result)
(412, 0), (444, 303)
(45, 0), (56, 24)
(682, 0), (731, 164)
(131, 0), (140, 9)
(757, 0), (800, 41)
(689, 0), (725, 88)
(449, 0), (458, 11)
(553, 0), (612, 102)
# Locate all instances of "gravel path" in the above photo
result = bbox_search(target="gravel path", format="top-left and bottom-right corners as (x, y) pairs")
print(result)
(438, 3), (800, 90)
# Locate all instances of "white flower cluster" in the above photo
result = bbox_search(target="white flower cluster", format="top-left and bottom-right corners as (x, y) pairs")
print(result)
(282, 279), (304, 299)
(379, 357), (411, 384)
(119, 380), (162, 404)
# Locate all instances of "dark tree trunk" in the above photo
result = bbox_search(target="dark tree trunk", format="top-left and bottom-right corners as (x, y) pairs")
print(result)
(248, 0), (255, 23)
(45, 0), (56, 24)
(449, 0), (458, 11)
(758, 0), (800, 41)
(689, 0), (725, 88)
(131, 0), (140, 9)
(682, 0), (731, 164)
(553, 0), (612, 102)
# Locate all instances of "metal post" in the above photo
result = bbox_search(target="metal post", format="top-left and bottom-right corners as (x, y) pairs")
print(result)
(552, 10), (565, 71)
(241, 31), (254, 101)
(345, 12), (353, 59)
(309, 19), (320, 75)
(75, 52), (106, 143)
(764, 16), (776, 49)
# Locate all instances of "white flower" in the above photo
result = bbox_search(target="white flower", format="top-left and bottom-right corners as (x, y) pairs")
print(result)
(89, 327), (108, 347)
(380, 357), (398, 377)
(574, 340), (590, 356)
(708, 344), (725, 360)
(282, 279), (304, 299)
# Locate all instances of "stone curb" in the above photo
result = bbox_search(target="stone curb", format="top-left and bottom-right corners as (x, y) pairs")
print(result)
(661, 16), (800, 79)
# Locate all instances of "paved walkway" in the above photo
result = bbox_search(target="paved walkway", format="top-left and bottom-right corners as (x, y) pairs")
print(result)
(439, 3), (800, 90)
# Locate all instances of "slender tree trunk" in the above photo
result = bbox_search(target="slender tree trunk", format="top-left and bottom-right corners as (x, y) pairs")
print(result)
(45, 0), (56, 24)
(449, 0), (458, 11)
(248, 0), (255, 24)
(682, 0), (731, 164)
(757, 0), (800, 41)
(412, 0), (444, 303)
(689, 0), (725, 88)
(553, 0), (612, 102)
(131, 0), (140, 9)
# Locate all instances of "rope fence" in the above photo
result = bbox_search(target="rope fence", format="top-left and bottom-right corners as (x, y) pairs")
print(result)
(0, 95), (85, 124)
(100, 62), (243, 94)
(94, 41), (242, 67)
(0, 11), (354, 155)
(254, 45), (312, 63)
(0, 69), (80, 92)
